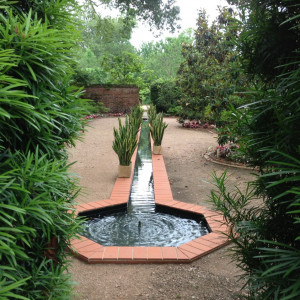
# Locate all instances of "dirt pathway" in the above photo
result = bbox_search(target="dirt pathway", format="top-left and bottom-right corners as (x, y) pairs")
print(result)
(68, 117), (255, 299)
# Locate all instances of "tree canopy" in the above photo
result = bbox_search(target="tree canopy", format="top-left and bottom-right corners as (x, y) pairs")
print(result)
(176, 8), (249, 128)
(99, 0), (180, 32)
(139, 30), (193, 80)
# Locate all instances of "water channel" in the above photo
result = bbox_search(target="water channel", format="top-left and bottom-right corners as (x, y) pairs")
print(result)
(82, 121), (209, 247)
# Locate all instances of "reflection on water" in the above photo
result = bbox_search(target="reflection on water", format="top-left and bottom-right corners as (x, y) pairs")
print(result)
(83, 121), (209, 247)
(128, 121), (155, 213)
(84, 211), (209, 247)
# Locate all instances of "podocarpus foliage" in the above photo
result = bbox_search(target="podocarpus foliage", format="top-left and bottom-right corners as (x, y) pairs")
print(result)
(210, 1), (300, 299)
(112, 117), (138, 166)
(0, 1), (88, 298)
(149, 113), (168, 146)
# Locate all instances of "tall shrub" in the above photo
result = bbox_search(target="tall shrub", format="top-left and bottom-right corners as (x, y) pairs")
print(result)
(176, 8), (249, 126)
(0, 1), (87, 298)
(210, 1), (300, 299)
(150, 79), (182, 113)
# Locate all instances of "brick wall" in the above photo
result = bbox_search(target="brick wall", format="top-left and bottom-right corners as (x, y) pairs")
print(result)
(84, 84), (139, 113)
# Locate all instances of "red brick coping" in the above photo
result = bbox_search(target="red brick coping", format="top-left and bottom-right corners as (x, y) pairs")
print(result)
(70, 134), (230, 264)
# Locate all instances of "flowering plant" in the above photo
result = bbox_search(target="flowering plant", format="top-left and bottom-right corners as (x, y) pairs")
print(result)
(215, 144), (232, 158)
(83, 114), (99, 119)
(109, 112), (124, 117)
(214, 143), (249, 164)
(182, 120), (215, 129)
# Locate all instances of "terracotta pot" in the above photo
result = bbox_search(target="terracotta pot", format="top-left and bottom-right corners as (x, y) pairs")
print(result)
(153, 145), (162, 155)
(118, 163), (132, 177)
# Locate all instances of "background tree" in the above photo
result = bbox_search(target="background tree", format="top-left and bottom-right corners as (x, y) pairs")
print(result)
(74, 0), (181, 87)
(176, 8), (249, 127)
(74, 7), (137, 86)
(138, 30), (193, 112)
(100, 0), (180, 32)
(211, 1), (300, 299)
(79, 7), (136, 58)
(73, 4), (157, 103)
(101, 51), (142, 84)
(139, 30), (193, 80)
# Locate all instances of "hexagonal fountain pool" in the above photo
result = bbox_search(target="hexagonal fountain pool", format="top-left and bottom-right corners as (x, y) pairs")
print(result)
(70, 120), (229, 263)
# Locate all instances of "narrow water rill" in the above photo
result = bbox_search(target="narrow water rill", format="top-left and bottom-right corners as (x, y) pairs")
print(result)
(81, 122), (209, 247)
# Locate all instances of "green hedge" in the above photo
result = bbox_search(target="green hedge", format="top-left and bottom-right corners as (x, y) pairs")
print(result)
(0, 1), (87, 298)
(150, 79), (182, 114)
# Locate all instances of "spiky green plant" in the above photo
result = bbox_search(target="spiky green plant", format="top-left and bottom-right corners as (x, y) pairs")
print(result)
(149, 113), (168, 146)
(129, 105), (143, 135)
(112, 117), (138, 166)
(148, 103), (157, 126)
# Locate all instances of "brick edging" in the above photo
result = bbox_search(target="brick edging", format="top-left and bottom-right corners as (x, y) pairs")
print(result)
(70, 124), (230, 263)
